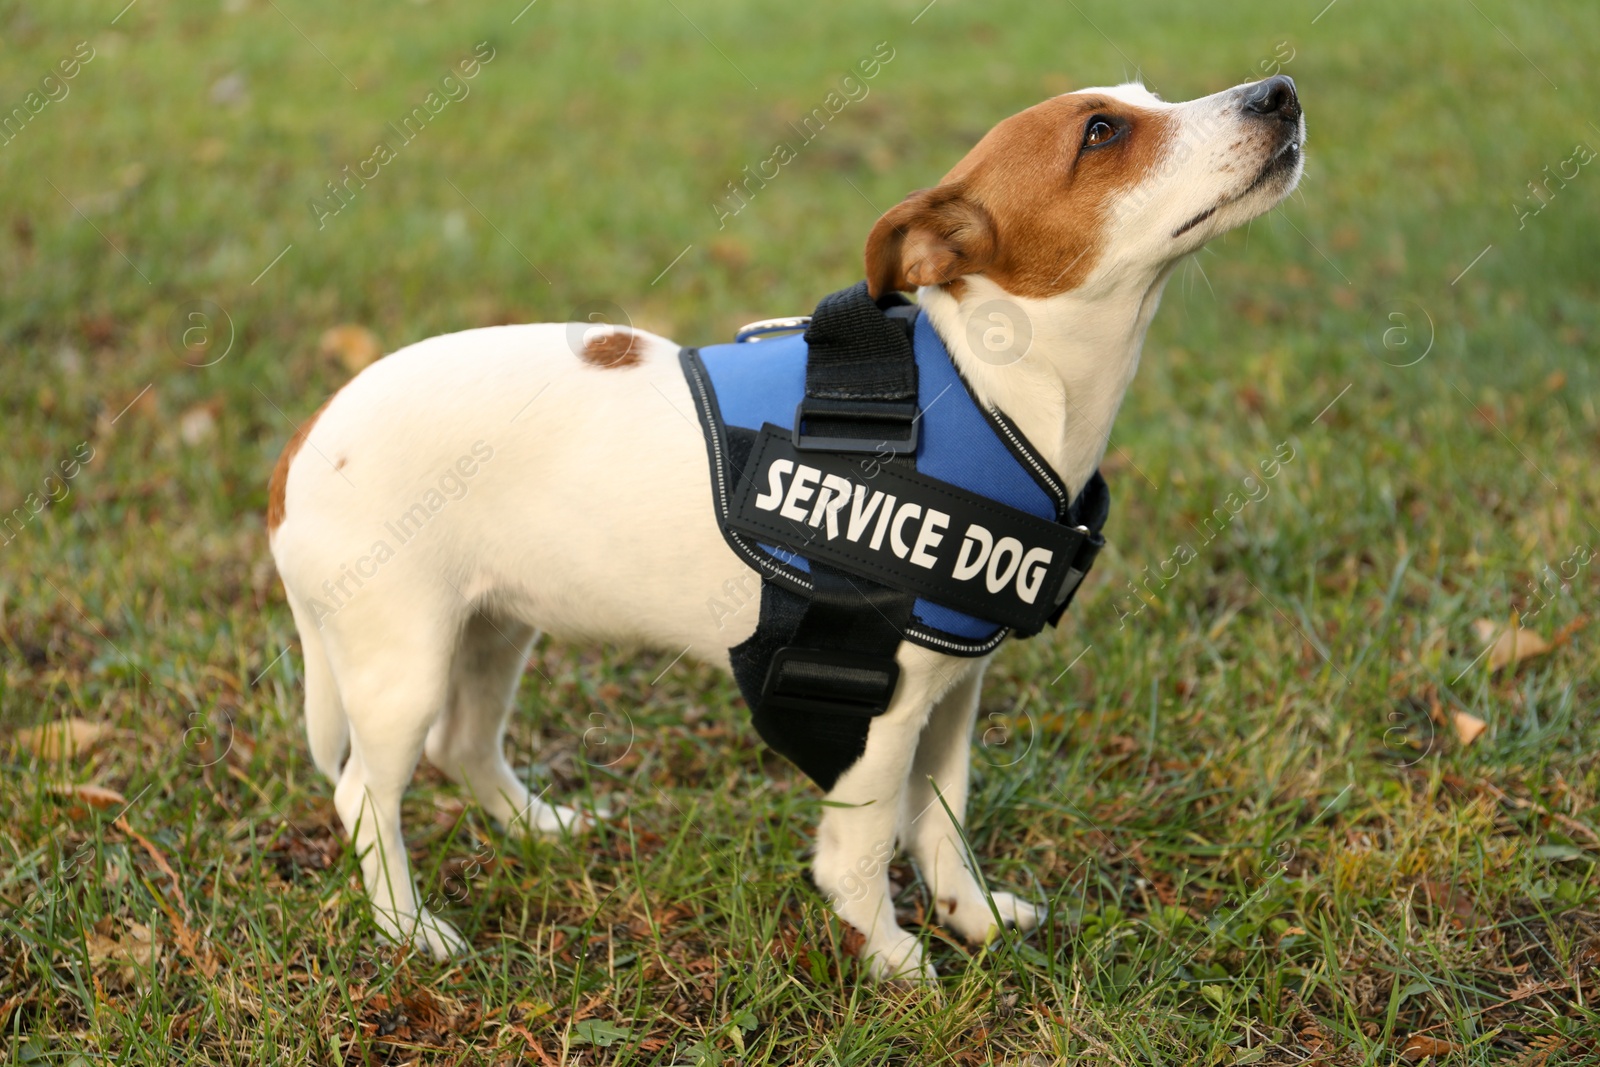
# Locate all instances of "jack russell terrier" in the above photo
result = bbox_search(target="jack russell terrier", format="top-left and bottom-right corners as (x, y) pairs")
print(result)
(268, 75), (1305, 981)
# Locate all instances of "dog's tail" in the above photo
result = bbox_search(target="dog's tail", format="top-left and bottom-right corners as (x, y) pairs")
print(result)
(285, 589), (349, 782)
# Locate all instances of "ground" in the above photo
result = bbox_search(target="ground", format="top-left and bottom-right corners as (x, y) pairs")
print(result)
(2, 0), (1598, 1063)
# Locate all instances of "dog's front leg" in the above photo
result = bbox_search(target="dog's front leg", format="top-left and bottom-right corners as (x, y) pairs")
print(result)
(811, 681), (938, 983)
(904, 660), (1042, 945)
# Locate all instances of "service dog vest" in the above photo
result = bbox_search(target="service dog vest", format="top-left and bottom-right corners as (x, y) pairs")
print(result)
(680, 282), (1108, 789)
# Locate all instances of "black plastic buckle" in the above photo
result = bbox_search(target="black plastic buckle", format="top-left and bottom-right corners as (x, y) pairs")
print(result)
(758, 646), (900, 717)
(793, 398), (919, 455)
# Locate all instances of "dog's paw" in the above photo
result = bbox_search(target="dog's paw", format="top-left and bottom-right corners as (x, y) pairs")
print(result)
(375, 908), (468, 959)
(508, 799), (595, 838)
(860, 932), (937, 984)
(416, 909), (469, 958)
(990, 891), (1043, 936)
(939, 890), (1042, 945)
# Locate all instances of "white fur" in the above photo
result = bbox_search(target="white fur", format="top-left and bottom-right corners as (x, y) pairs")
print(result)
(269, 79), (1304, 977)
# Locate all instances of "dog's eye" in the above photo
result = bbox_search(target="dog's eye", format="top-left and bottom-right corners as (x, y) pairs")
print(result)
(1083, 117), (1119, 148)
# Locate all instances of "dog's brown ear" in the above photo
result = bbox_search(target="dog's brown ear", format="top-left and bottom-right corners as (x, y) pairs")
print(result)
(864, 184), (997, 299)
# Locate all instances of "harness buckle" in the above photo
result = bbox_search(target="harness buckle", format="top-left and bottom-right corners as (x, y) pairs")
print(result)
(792, 397), (920, 455)
(1052, 525), (1104, 612)
(759, 646), (901, 718)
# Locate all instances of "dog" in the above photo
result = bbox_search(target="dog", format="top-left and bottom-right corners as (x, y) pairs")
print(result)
(267, 75), (1305, 981)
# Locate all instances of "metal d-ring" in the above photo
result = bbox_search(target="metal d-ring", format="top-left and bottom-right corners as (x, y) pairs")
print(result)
(734, 316), (811, 343)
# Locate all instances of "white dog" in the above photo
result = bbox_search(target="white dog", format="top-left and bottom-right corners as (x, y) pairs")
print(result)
(268, 76), (1305, 981)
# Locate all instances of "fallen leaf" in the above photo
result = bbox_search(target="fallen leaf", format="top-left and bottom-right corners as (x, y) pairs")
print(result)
(1452, 711), (1488, 746)
(319, 324), (383, 374)
(15, 718), (109, 760)
(1471, 618), (1552, 672)
(1512, 1034), (1566, 1067)
(85, 920), (161, 984)
(46, 782), (127, 809)
(570, 1020), (631, 1048)
(358, 988), (480, 1047)
(1415, 879), (1483, 925)
(1400, 1035), (1461, 1060)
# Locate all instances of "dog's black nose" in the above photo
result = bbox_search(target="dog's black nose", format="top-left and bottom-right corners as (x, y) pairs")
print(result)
(1244, 75), (1300, 122)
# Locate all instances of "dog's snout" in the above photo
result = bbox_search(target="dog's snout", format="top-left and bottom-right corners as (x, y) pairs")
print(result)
(1243, 75), (1300, 122)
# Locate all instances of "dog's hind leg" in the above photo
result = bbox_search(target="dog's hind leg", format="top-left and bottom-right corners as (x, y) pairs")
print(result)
(331, 610), (465, 958)
(425, 610), (583, 836)
(904, 660), (1041, 945)
(286, 590), (347, 782)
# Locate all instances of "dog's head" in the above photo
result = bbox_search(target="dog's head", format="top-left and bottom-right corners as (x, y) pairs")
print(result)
(865, 77), (1305, 300)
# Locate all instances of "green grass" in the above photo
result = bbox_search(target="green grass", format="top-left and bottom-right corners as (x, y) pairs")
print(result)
(3, 0), (1599, 1062)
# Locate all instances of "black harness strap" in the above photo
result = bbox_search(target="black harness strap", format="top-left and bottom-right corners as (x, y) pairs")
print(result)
(732, 283), (919, 790)
(1050, 469), (1110, 625)
(794, 284), (920, 455)
(739, 564), (913, 790)
(803, 283), (917, 401)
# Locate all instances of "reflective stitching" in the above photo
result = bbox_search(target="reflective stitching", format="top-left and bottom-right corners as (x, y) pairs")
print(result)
(985, 406), (1070, 514)
(684, 352), (814, 592)
(906, 621), (1009, 654)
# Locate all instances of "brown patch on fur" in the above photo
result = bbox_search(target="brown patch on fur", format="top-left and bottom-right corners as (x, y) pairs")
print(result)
(941, 897), (958, 915)
(866, 92), (1175, 299)
(266, 395), (335, 533)
(580, 328), (642, 369)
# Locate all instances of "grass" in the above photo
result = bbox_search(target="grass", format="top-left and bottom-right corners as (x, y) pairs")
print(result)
(2, 0), (1599, 1062)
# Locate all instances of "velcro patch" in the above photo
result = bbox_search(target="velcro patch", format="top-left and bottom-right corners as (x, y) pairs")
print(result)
(727, 425), (1089, 634)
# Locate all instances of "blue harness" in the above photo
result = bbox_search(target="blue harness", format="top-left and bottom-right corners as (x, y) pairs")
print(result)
(680, 283), (1108, 788)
